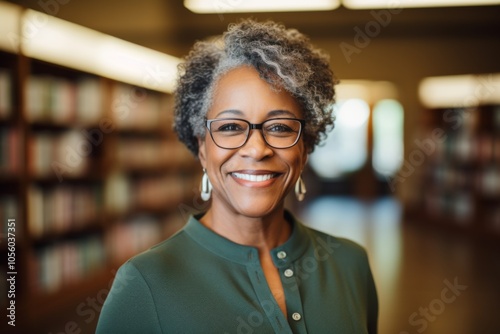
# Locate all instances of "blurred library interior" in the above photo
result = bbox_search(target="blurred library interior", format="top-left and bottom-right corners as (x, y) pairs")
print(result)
(0, 0), (499, 333)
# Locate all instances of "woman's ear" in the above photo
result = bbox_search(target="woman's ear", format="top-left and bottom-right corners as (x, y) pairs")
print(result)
(197, 137), (207, 168)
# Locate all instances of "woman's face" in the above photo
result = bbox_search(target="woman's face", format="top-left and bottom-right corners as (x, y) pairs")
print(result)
(198, 66), (308, 218)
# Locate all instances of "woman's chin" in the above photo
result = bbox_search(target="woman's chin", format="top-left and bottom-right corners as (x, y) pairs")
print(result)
(228, 197), (284, 218)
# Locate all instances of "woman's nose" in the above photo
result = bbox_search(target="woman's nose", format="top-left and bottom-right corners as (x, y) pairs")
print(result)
(238, 129), (273, 159)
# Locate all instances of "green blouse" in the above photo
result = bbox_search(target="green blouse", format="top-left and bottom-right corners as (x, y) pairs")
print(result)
(96, 211), (378, 333)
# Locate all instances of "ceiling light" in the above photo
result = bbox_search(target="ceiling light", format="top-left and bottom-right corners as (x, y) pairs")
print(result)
(419, 73), (500, 108)
(336, 80), (399, 103)
(0, 2), (22, 53)
(343, 0), (500, 9)
(20, 9), (181, 93)
(184, 0), (340, 13)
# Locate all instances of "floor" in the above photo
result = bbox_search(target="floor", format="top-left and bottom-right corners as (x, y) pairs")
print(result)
(298, 196), (500, 334)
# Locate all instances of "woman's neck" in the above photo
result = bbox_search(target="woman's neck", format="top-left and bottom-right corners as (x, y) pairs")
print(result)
(199, 203), (291, 253)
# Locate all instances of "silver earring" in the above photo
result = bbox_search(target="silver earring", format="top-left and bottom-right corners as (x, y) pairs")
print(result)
(201, 169), (212, 201)
(295, 176), (306, 201)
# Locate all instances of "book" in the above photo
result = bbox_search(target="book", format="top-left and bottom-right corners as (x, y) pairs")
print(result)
(0, 127), (19, 174)
(27, 184), (102, 238)
(0, 69), (12, 118)
(76, 77), (105, 125)
(35, 235), (105, 293)
(29, 130), (90, 178)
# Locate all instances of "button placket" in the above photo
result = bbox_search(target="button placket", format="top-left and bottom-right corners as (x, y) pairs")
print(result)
(281, 261), (306, 333)
(246, 263), (291, 334)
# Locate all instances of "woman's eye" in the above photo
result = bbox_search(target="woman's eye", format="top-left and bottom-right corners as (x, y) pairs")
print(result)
(218, 123), (243, 132)
(267, 124), (293, 133)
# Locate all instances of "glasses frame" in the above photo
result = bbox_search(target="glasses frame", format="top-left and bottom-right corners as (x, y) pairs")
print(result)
(205, 118), (306, 150)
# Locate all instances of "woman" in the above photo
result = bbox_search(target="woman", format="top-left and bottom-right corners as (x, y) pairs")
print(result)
(97, 19), (378, 333)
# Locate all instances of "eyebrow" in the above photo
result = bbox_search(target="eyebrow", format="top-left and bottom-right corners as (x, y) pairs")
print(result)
(214, 109), (244, 118)
(267, 109), (297, 118)
(214, 109), (298, 118)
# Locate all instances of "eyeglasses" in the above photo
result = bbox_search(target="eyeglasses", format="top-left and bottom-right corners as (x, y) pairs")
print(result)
(206, 118), (305, 149)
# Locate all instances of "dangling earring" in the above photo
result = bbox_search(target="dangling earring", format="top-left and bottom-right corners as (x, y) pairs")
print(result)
(295, 176), (306, 201)
(200, 169), (212, 201)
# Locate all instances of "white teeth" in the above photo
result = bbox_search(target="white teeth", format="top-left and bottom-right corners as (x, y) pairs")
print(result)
(232, 173), (275, 182)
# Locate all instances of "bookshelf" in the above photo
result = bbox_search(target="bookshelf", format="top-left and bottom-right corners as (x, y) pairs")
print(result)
(0, 49), (22, 332)
(0, 45), (199, 331)
(411, 104), (500, 237)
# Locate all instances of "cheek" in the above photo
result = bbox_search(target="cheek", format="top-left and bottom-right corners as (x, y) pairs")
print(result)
(290, 144), (308, 171)
(204, 141), (233, 171)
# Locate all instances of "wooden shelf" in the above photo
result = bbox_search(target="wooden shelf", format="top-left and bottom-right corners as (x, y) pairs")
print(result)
(28, 172), (104, 183)
(25, 267), (113, 320)
(0, 118), (16, 125)
(0, 172), (20, 182)
(0, 41), (198, 331)
(411, 104), (500, 238)
(114, 126), (170, 136)
(29, 220), (104, 246)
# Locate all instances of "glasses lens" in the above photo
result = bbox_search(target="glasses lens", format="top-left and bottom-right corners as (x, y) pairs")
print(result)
(208, 118), (303, 149)
(263, 119), (302, 148)
(209, 119), (249, 149)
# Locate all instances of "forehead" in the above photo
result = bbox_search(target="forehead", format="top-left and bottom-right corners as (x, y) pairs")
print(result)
(207, 66), (303, 119)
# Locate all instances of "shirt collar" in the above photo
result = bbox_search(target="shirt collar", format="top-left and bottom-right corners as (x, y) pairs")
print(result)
(183, 210), (311, 266)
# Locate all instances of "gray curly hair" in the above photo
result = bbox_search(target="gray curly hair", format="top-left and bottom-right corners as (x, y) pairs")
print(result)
(174, 19), (336, 155)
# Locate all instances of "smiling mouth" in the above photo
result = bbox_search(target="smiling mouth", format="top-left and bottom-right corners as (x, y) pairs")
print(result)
(231, 172), (278, 182)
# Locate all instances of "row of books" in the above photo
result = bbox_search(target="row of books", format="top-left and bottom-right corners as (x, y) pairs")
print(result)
(133, 174), (195, 210)
(105, 216), (163, 265)
(417, 105), (500, 232)
(115, 138), (194, 171)
(478, 165), (500, 197)
(428, 132), (500, 165)
(28, 184), (102, 238)
(0, 127), (20, 175)
(431, 106), (500, 132)
(26, 75), (105, 125)
(28, 130), (91, 178)
(0, 195), (18, 239)
(423, 189), (475, 224)
(33, 235), (105, 293)
(32, 213), (187, 294)
(24, 75), (171, 129)
(104, 172), (197, 214)
(28, 133), (195, 179)
(424, 187), (500, 232)
(25, 171), (198, 239)
(0, 69), (12, 119)
(428, 163), (500, 196)
(110, 83), (170, 131)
